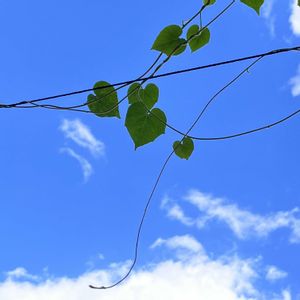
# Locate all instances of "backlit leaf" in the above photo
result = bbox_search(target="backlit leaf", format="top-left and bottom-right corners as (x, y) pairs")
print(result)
(173, 137), (194, 159)
(152, 25), (187, 56)
(125, 102), (166, 149)
(88, 81), (120, 118)
(187, 26), (210, 52)
(127, 83), (142, 104)
(240, 0), (264, 15)
(127, 83), (159, 109)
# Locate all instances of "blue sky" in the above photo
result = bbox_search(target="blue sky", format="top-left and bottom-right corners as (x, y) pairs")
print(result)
(0, 0), (300, 299)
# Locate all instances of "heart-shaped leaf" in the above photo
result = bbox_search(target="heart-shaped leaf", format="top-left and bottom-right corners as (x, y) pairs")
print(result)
(128, 83), (159, 109)
(152, 25), (187, 56)
(127, 82), (142, 104)
(240, 0), (264, 15)
(187, 26), (210, 53)
(125, 102), (166, 149)
(173, 137), (194, 159)
(139, 84), (159, 108)
(88, 81), (120, 118)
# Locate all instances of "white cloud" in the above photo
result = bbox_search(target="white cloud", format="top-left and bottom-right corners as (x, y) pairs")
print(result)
(262, 0), (276, 37)
(5, 268), (40, 282)
(282, 290), (292, 300)
(60, 119), (105, 157)
(60, 147), (93, 182)
(266, 266), (288, 282)
(290, 0), (300, 36)
(160, 197), (195, 226)
(151, 235), (204, 254)
(0, 235), (285, 300)
(274, 290), (292, 300)
(262, 0), (275, 19)
(162, 190), (300, 243)
(290, 65), (300, 97)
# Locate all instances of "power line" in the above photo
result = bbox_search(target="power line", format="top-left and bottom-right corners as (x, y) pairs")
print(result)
(2, 1), (233, 111)
(1, 46), (299, 110)
(0, 0), (298, 290)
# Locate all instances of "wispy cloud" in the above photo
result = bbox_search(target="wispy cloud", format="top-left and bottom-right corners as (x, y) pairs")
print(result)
(266, 266), (288, 282)
(151, 235), (204, 254)
(0, 235), (290, 300)
(290, 65), (300, 97)
(59, 119), (105, 182)
(160, 197), (195, 226)
(289, 0), (300, 36)
(60, 147), (93, 182)
(262, 0), (276, 37)
(162, 190), (300, 243)
(282, 290), (292, 300)
(85, 253), (105, 270)
(60, 119), (105, 157)
(5, 267), (40, 282)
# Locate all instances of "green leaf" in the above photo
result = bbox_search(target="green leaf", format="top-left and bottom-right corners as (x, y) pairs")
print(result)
(88, 81), (120, 118)
(152, 25), (187, 56)
(203, 0), (216, 5)
(127, 83), (142, 104)
(128, 83), (159, 109)
(125, 102), (166, 149)
(139, 84), (159, 109)
(298, 0), (300, 7)
(187, 26), (210, 53)
(240, 0), (264, 15)
(173, 137), (194, 160)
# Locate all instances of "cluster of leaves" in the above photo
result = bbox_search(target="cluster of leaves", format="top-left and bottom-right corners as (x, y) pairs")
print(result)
(86, 0), (299, 160)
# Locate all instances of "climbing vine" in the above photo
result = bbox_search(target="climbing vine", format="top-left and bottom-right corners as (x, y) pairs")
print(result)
(86, 0), (297, 162)
(85, 0), (300, 289)
(1, 0), (299, 290)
